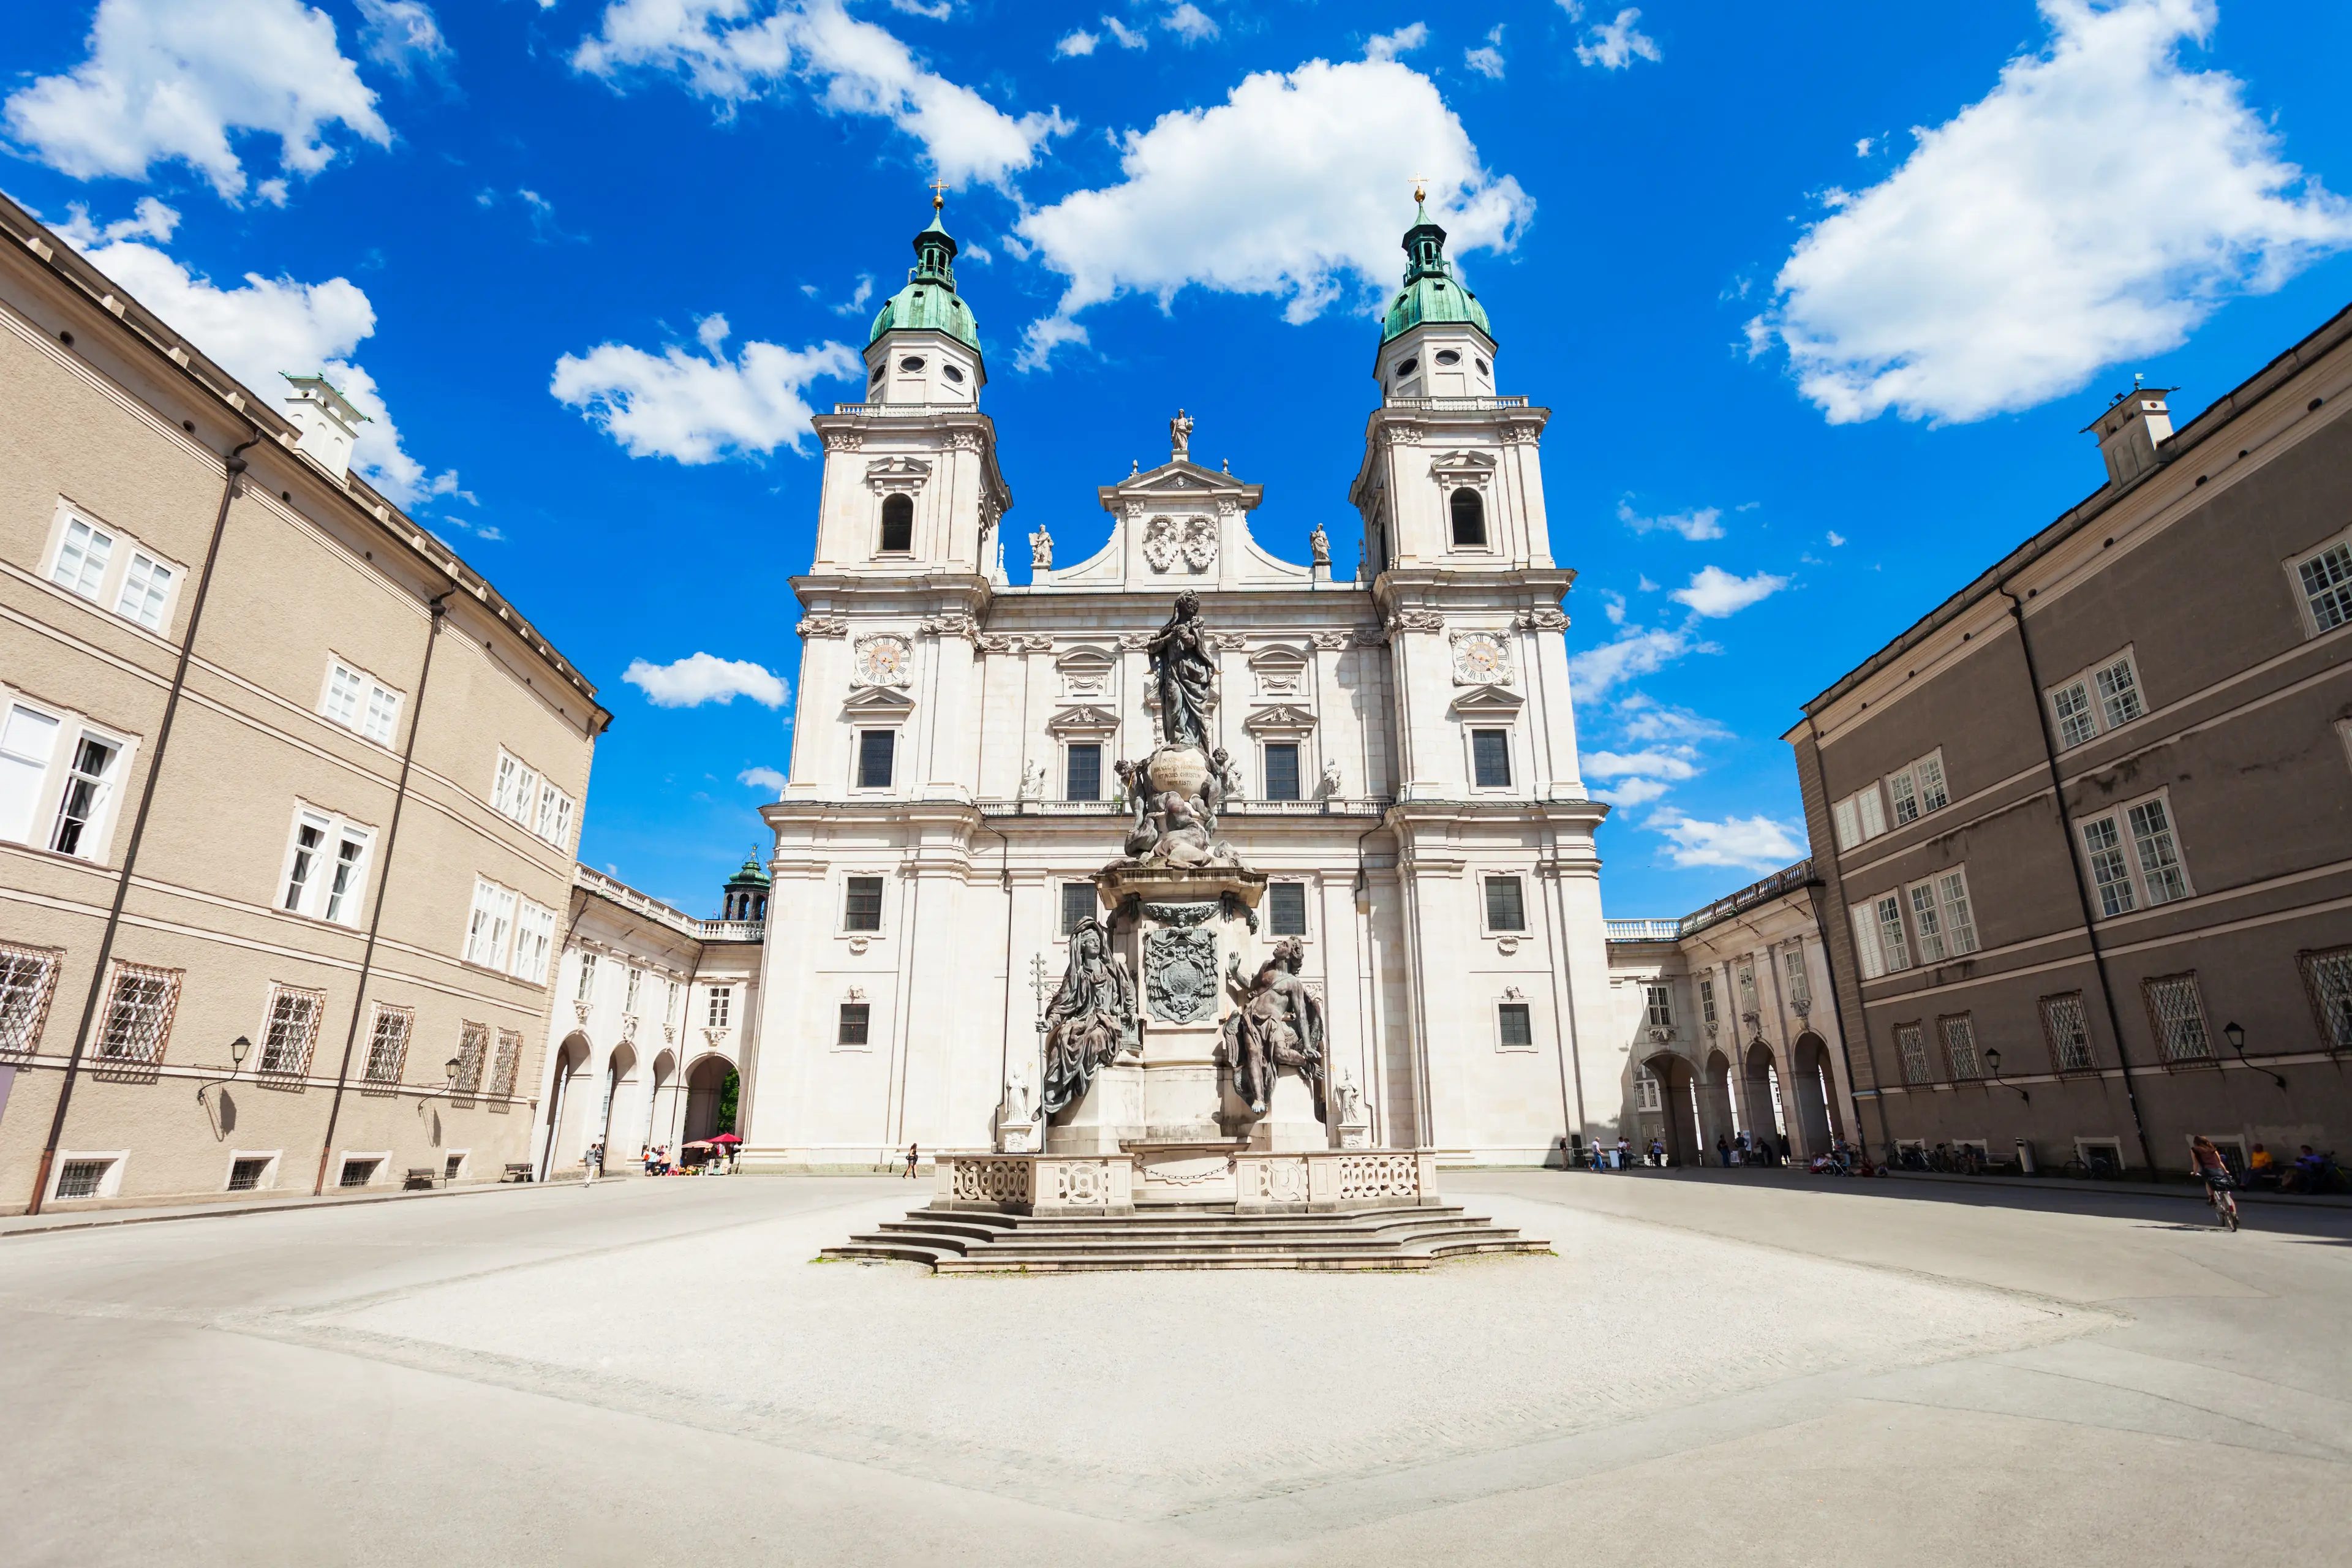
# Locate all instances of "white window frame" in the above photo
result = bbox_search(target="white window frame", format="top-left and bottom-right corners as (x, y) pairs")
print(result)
(1849, 892), (1910, 980)
(318, 657), (403, 747)
(1465, 725), (1515, 793)
(2077, 788), (2192, 918)
(1904, 867), (1980, 964)
(511, 899), (557, 984)
(115, 548), (178, 632)
(276, 803), (375, 926)
(840, 872), (888, 936)
(706, 985), (735, 1030)
(1831, 782), (1889, 852)
(0, 694), (137, 864)
(533, 778), (576, 849)
(1643, 983), (1673, 1029)
(851, 728), (898, 793)
(0, 939), (64, 1058)
(1494, 997), (1537, 1052)
(1780, 946), (1812, 1012)
(462, 877), (519, 970)
(1885, 748), (1950, 828)
(2287, 526), (2352, 638)
(491, 750), (540, 825)
(1480, 873), (1529, 936)
(43, 502), (184, 635)
(1633, 1061), (1663, 1112)
(1265, 880), (1312, 940)
(2046, 647), (2147, 750)
(47, 1150), (129, 1202)
(256, 982), (326, 1077)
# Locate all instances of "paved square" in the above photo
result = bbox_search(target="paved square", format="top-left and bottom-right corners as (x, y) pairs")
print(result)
(2, 1173), (2345, 1564)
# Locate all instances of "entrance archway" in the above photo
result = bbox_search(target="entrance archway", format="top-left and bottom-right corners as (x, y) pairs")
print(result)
(1701, 1049), (1738, 1159)
(1642, 1052), (1700, 1166)
(1742, 1040), (1789, 1155)
(682, 1055), (738, 1155)
(599, 1043), (638, 1161)
(540, 1033), (591, 1180)
(643, 1049), (676, 1153)
(1789, 1031), (1840, 1154)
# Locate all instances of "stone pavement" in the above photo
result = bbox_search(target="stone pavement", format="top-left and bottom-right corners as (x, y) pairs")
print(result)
(0, 1170), (2343, 1564)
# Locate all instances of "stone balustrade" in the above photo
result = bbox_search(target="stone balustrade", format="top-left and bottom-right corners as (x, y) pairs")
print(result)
(932, 1147), (1439, 1216)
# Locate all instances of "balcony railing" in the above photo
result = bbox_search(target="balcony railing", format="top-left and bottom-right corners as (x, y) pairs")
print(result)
(981, 797), (1392, 819)
(1384, 395), (1531, 412)
(1605, 919), (1681, 941)
(829, 401), (985, 417)
(574, 864), (701, 937)
(698, 919), (766, 941)
(1675, 859), (1816, 940)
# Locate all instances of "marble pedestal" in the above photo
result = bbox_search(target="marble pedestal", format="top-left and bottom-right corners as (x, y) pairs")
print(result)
(1046, 1062), (1140, 1155)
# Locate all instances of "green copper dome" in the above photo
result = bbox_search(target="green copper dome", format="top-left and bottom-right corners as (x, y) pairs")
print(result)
(1379, 200), (1493, 347)
(868, 203), (981, 353)
(724, 851), (771, 892)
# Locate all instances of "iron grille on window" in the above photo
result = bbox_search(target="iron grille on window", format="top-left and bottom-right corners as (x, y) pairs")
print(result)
(56, 1159), (110, 1199)
(1268, 883), (1308, 936)
(0, 941), (62, 1058)
(227, 1157), (270, 1191)
(1940, 1014), (1981, 1079)
(453, 1021), (488, 1095)
(2297, 947), (2352, 1051)
(1483, 876), (1526, 932)
(490, 1030), (522, 1097)
(97, 962), (181, 1065)
(1896, 1023), (1932, 1085)
(258, 985), (324, 1076)
(2040, 992), (2094, 1071)
(362, 1003), (412, 1084)
(339, 1158), (379, 1188)
(2143, 973), (2212, 1062)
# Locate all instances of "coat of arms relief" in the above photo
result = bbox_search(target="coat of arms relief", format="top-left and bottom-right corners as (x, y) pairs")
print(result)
(1143, 514), (1217, 574)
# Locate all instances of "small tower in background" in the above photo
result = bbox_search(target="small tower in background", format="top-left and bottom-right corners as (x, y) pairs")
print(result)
(720, 852), (770, 923)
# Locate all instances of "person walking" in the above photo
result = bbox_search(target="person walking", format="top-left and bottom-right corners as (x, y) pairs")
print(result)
(903, 1142), (919, 1179)
(582, 1139), (602, 1189)
(1716, 1133), (1730, 1168)
(1615, 1134), (1630, 1171)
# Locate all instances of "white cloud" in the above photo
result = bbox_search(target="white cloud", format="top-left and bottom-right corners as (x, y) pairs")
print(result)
(624, 653), (791, 709)
(1855, 136), (1874, 158)
(571, 0), (1069, 189)
(1614, 693), (1732, 745)
(1826, 530), (1846, 546)
(1594, 777), (1672, 810)
(738, 765), (789, 793)
(356, 0), (451, 77)
(1101, 16), (1148, 49)
(1055, 29), (1098, 57)
(551, 313), (859, 464)
(1750, 0), (2352, 426)
(56, 206), (445, 503)
(1464, 25), (1506, 79)
(1584, 750), (1700, 782)
(1162, 4), (1218, 43)
(1567, 626), (1711, 696)
(1672, 565), (1789, 618)
(1600, 590), (1627, 626)
(1648, 811), (1808, 872)
(1014, 56), (1531, 366)
(1364, 23), (1426, 61)
(1616, 496), (1725, 541)
(1635, 573), (1660, 592)
(6, 0), (391, 202)
(1576, 8), (1660, 70)
(1556, 1), (1585, 17)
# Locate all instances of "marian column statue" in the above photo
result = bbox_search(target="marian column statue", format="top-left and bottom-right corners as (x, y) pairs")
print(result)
(1146, 590), (1216, 752)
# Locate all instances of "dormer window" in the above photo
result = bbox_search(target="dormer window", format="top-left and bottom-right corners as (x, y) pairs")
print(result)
(899, 356), (925, 372)
(1394, 358), (1417, 379)
(1434, 350), (1461, 366)
(879, 494), (914, 554)
(1450, 488), (1487, 549)
(942, 364), (964, 383)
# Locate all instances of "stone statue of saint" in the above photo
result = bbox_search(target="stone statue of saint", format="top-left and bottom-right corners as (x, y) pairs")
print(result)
(1219, 937), (1326, 1119)
(1332, 1068), (1363, 1127)
(1310, 523), (1330, 567)
(1019, 758), (1046, 801)
(1146, 592), (1216, 752)
(1212, 747), (1245, 805)
(1317, 758), (1343, 799)
(1030, 526), (1053, 570)
(1170, 408), (1193, 461)
(1040, 918), (1139, 1115)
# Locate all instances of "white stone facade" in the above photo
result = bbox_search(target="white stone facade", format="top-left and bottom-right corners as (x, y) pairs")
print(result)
(739, 211), (1628, 1170)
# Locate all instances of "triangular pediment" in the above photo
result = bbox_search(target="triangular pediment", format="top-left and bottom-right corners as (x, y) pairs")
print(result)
(842, 685), (916, 715)
(1045, 703), (1120, 734)
(1449, 684), (1524, 714)
(1098, 458), (1264, 514)
(1242, 703), (1319, 734)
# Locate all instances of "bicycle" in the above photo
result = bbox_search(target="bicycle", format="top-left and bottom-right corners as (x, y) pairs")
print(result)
(2204, 1177), (2240, 1232)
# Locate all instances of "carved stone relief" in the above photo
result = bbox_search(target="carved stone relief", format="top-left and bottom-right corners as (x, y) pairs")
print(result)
(1386, 609), (1444, 636)
(1513, 608), (1570, 633)
(797, 615), (848, 639)
(919, 612), (978, 641)
(1143, 514), (1218, 574)
(1145, 927), (1219, 1022)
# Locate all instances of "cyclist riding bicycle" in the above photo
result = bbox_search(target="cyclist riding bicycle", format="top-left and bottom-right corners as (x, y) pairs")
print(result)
(2189, 1136), (2240, 1231)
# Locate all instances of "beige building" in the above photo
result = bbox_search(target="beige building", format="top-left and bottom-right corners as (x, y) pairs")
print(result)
(533, 862), (765, 1180)
(1789, 303), (2352, 1175)
(1605, 860), (1855, 1166)
(0, 192), (608, 1213)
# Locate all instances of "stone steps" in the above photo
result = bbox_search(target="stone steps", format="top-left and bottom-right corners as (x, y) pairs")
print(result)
(820, 1202), (1547, 1273)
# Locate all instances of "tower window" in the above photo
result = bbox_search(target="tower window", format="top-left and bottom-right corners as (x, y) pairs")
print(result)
(898, 356), (925, 372)
(942, 364), (965, 383)
(1450, 488), (1487, 548)
(1434, 349), (1461, 366)
(878, 494), (914, 554)
(1472, 729), (1512, 788)
(1475, 358), (1490, 375)
(843, 879), (883, 932)
(1393, 358), (1417, 379)
(856, 730), (895, 789)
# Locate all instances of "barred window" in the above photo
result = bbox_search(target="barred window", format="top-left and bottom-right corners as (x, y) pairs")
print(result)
(258, 985), (324, 1076)
(362, 1003), (413, 1084)
(2301, 946), (2352, 1051)
(490, 1030), (522, 1097)
(0, 941), (62, 1057)
(2040, 992), (2094, 1071)
(1896, 1022), (1932, 1085)
(339, 1157), (380, 1188)
(227, 1156), (271, 1192)
(453, 1020), (489, 1095)
(1940, 1014), (1981, 1080)
(2143, 973), (2212, 1062)
(97, 962), (181, 1065)
(56, 1159), (112, 1200)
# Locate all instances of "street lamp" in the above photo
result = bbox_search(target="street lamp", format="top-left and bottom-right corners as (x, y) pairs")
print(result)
(2222, 1022), (2287, 1089)
(195, 1035), (251, 1110)
(1983, 1047), (2030, 1104)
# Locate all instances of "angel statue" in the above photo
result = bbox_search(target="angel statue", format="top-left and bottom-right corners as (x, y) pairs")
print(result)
(1219, 937), (1326, 1120)
(1039, 918), (1139, 1116)
(1147, 592), (1216, 751)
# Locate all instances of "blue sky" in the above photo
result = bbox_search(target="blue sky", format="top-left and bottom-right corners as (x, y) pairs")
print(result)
(7, 0), (2351, 919)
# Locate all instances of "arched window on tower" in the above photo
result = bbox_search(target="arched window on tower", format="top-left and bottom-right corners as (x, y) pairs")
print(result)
(879, 493), (914, 554)
(1450, 488), (1487, 549)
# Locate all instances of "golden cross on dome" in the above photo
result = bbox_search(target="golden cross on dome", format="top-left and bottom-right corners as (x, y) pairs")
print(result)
(929, 178), (949, 209)
(1410, 173), (1428, 203)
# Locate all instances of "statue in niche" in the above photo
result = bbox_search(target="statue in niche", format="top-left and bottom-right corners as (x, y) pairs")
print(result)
(1145, 590), (1216, 752)
(1317, 758), (1343, 799)
(1030, 526), (1053, 570)
(1219, 937), (1326, 1120)
(1332, 1068), (1363, 1128)
(1019, 759), (1046, 802)
(1040, 917), (1139, 1115)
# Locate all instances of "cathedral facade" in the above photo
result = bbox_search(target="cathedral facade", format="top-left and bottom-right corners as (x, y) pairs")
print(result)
(739, 199), (1626, 1169)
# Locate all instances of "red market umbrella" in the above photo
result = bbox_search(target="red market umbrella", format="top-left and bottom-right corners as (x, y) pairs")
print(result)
(710, 1133), (743, 1145)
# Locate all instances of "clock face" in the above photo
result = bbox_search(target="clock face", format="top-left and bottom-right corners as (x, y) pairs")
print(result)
(1457, 635), (1508, 683)
(858, 636), (910, 687)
